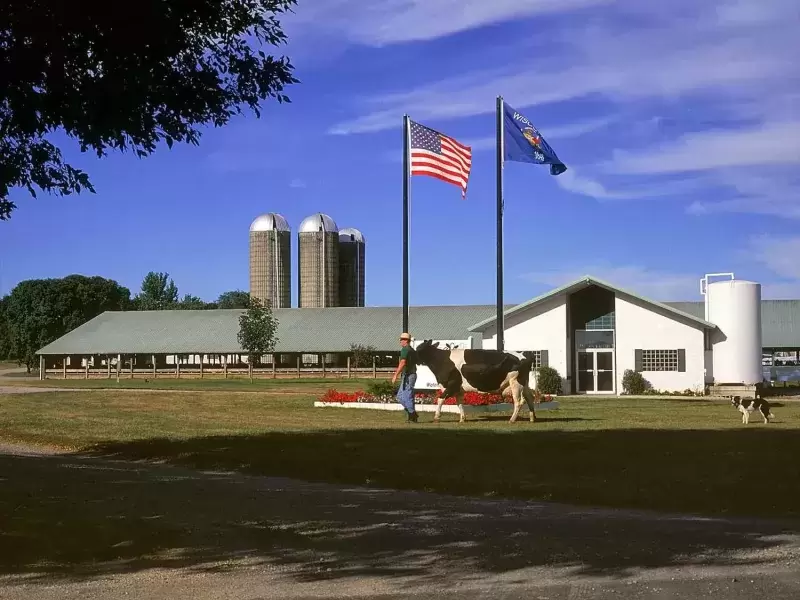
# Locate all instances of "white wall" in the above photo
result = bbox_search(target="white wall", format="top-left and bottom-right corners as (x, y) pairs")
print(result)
(615, 294), (706, 392)
(480, 295), (567, 393)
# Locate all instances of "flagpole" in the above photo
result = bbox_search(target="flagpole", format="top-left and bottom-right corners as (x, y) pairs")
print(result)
(496, 96), (505, 352)
(402, 114), (411, 334)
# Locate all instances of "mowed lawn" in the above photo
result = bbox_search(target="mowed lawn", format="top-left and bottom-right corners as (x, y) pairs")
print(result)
(1, 385), (799, 518)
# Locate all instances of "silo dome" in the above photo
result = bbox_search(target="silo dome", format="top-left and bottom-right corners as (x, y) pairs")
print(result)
(339, 227), (365, 243)
(299, 213), (338, 233)
(250, 213), (290, 232)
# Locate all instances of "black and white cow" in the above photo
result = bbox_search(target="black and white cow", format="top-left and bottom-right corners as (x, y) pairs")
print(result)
(414, 340), (538, 423)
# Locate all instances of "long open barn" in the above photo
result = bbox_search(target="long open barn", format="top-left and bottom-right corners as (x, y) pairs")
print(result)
(36, 275), (800, 391)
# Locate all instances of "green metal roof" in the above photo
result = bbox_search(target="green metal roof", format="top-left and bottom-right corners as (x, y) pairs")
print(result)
(664, 300), (800, 349)
(468, 276), (717, 332)
(36, 305), (516, 356)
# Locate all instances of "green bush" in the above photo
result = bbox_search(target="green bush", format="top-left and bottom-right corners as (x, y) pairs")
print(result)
(622, 369), (651, 395)
(366, 380), (399, 397)
(535, 366), (562, 395)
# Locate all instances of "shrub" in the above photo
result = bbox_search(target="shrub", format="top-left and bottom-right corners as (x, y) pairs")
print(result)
(535, 366), (562, 395)
(622, 369), (651, 395)
(366, 379), (398, 397)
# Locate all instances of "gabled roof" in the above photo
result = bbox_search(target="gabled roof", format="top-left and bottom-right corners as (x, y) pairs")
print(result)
(468, 275), (717, 332)
(35, 304), (516, 356)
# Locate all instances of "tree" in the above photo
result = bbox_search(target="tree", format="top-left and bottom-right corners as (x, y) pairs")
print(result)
(134, 272), (179, 310)
(0, 0), (298, 220)
(237, 297), (279, 381)
(350, 343), (377, 368)
(3, 275), (131, 372)
(0, 295), (9, 360)
(177, 294), (210, 310)
(216, 290), (251, 309)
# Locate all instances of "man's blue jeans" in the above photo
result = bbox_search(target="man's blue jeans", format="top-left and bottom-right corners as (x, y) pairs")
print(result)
(396, 372), (417, 414)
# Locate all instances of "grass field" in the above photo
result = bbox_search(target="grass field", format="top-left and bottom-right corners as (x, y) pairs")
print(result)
(0, 373), (386, 391)
(1, 385), (799, 519)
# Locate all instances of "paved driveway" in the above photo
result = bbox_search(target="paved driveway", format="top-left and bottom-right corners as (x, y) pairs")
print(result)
(0, 445), (798, 599)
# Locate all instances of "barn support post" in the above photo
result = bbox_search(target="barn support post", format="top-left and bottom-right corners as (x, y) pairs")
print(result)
(63, 357), (67, 379)
(199, 355), (204, 379)
(321, 354), (326, 378)
(347, 355), (351, 379)
(372, 356), (377, 379)
(39, 355), (45, 380)
(152, 355), (156, 378)
(223, 354), (228, 379)
(84, 358), (89, 380)
(248, 359), (253, 382)
(130, 356), (134, 379)
(175, 355), (180, 379)
(107, 356), (111, 379)
(116, 353), (121, 383)
(272, 354), (276, 379)
(297, 356), (301, 378)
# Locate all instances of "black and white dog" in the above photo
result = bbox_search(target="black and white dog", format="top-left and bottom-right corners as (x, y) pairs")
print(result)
(731, 394), (775, 424)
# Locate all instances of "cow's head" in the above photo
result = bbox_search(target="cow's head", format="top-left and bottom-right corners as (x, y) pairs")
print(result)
(415, 339), (440, 364)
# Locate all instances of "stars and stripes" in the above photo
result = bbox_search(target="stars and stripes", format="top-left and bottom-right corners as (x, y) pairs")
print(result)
(408, 120), (472, 198)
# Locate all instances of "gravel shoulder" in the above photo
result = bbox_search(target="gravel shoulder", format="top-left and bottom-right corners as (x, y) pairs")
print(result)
(0, 444), (798, 599)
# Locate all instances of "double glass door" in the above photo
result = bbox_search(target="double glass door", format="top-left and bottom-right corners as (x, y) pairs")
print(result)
(577, 349), (615, 394)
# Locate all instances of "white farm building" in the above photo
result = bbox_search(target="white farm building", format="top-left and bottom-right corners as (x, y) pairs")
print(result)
(466, 273), (764, 396)
(37, 273), (798, 396)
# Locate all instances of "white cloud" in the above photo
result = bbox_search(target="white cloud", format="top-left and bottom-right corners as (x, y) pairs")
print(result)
(686, 171), (800, 219)
(520, 265), (705, 301)
(555, 168), (704, 201)
(520, 262), (800, 301)
(746, 235), (800, 280)
(285, 0), (611, 47)
(289, 179), (307, 189)
(327, 0), (796, 135)
(606, 121), (800, 175)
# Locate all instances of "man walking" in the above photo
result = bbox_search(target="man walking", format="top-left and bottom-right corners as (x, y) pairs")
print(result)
(392, 332), (418, 422)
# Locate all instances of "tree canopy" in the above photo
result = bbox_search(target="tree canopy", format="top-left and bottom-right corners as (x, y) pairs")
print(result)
(0, 0), (298, 220)
(237, 296), (279, 369)
(134, 272), (180, 310)
(216, 290), (251, 309)
(2, 275), (131, 371)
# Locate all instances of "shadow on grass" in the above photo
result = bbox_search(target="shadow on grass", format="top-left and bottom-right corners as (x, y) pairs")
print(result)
(1, 427), (799, 584)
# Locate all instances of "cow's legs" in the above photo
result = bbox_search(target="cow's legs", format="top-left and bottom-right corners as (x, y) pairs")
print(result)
(456, 390), (466, 423)
(433, 393), (446, 422)
(509, 380), (524, 423)
(522, 386), (537, 422)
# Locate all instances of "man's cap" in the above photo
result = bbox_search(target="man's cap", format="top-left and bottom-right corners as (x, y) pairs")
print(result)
(400, 332), (411, 340)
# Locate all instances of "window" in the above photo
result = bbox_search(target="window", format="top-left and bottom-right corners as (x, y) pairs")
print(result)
(585, 311), (615, 330)
(636, 349), (686, 372)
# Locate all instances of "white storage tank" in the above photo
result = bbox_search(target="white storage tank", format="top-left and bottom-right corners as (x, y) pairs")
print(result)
(705, 276), (762, 384)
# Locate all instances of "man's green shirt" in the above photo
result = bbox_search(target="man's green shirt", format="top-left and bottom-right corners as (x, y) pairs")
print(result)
(399, 345), (417, 375)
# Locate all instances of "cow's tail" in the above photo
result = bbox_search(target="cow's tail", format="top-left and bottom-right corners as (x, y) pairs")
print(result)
(516, 356), (534, 388)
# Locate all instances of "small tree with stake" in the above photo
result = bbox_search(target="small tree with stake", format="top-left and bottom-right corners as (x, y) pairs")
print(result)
(237, 297), (279, 382)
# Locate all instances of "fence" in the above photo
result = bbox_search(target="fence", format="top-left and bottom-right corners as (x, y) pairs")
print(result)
(42, 354), (395, 381)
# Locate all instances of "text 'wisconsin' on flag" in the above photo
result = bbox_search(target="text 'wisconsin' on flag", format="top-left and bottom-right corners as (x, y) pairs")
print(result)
(408, 119), (472, 199)
(502, 101), (567, 176)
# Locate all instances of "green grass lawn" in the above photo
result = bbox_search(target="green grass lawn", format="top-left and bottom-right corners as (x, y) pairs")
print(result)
(1, 386), (799, 519)
(1, 374), (381, 392)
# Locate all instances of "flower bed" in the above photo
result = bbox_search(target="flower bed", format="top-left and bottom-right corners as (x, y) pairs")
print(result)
(316, 388), (559, 414)
(319, 388), (554, 405)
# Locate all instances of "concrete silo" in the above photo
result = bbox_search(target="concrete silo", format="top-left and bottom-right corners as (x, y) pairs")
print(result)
(338, 227), (365, 307)
(298, 213), (339, 307)
(249, 213), (291, 308)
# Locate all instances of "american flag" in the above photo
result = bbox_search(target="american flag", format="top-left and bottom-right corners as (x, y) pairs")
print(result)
(408, 119), (472, 199)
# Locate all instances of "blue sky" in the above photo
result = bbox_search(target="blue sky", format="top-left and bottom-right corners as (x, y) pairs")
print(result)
(2, 0), (799, 306)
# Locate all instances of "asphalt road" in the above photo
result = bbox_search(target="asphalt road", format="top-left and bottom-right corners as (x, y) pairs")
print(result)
(0, 442), (798, 600)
